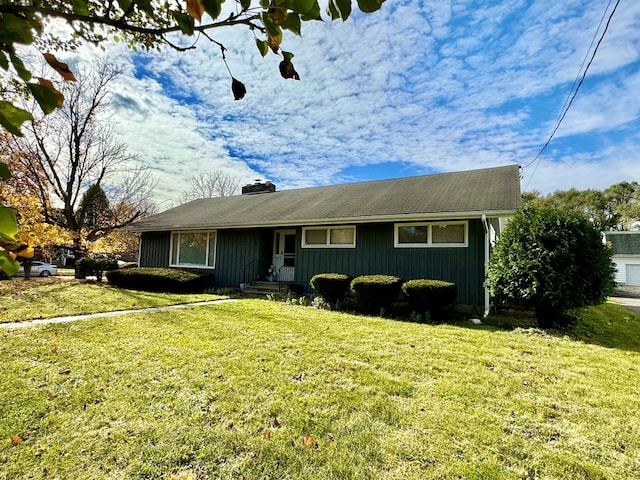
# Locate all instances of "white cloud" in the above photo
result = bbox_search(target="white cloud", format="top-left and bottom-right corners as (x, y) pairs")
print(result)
(35, 0), (640, 205)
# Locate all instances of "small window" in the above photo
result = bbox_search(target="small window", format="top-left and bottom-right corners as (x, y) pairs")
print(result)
(302, 226), (356, 248)
(395, 221), (468, 248)
(305, 228), (328, 245)
(432, 223), (465, 244)
(170, 231), (216, 268)
(397, 225), (428, 244)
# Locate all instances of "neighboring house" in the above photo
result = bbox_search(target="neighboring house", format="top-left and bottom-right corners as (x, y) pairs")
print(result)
(126, 165), (522, 312)
(603, 231), (640, 286)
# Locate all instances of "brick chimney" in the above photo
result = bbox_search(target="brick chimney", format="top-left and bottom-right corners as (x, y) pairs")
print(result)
(241, 180), (276, 195)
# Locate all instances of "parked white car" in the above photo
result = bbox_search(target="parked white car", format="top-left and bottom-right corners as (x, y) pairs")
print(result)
(16, 261), (58, 277)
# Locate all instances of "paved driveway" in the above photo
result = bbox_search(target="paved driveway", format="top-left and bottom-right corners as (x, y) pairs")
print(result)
(612, 286), (640, 314)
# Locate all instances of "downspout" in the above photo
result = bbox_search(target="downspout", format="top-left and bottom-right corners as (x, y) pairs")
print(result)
(137, 232), (142, 267)
(482, 214), (491, 318)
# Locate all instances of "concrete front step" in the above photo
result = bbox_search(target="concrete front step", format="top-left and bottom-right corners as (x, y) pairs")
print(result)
(242, 281), (288, 297)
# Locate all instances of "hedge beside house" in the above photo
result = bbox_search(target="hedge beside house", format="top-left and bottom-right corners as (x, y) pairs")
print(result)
(402, 279), (457, 320)
(310, 273), (352, 303)
(106, 267), (214, 293)
(350, 274), (403, 314)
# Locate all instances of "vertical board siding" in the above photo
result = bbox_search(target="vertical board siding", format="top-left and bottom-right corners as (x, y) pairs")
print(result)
(296, 220), (485, 305)
(215, 229), (272, 288)
(140, 220), (486, 305)
(139, 232), (170, 267)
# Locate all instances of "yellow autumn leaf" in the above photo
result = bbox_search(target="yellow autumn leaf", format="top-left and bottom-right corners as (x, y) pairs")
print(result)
(186, 0), (205, 21)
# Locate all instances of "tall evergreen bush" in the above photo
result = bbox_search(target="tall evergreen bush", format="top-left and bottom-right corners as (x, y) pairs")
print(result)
(485, 205), (616, 327)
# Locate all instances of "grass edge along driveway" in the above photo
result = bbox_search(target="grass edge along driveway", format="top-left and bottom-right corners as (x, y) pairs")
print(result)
(1, 299), (639, 479)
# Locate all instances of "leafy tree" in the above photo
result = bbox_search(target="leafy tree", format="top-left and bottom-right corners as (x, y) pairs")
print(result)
(524, 181), (640, 231)
(181, 171), (241, 202)
(485, 205), (616, 328)
(0, 62), (155, 272)
(605, 181), (640, 230)
(89, 230), (140, 261)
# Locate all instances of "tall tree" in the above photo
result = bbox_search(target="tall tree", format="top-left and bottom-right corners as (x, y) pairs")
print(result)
(523, 182), (640, 231)
(1, 62), (155, 270)
(605, 181), (640, 230)
(181, 171), (241, 202)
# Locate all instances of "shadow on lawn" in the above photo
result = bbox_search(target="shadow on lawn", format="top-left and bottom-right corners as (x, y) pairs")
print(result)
(465, 303), (640, 353)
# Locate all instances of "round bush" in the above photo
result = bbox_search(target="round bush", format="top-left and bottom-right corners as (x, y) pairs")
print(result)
(485, 205), (615, 327)
(309, 273), (352, 303)
(350, 274), (402, 313)
(402, 279), (457, 318)
(76, 256), (119, 282)
(106, 267), (213, 293)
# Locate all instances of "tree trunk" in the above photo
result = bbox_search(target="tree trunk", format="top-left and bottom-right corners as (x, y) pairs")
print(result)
(73, 237), (86, 279)
(535, 303), (562, 329)
(22, 258), (32, 281)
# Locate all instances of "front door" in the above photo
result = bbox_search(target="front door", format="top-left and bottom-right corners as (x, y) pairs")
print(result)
(273, 229), (296, 282)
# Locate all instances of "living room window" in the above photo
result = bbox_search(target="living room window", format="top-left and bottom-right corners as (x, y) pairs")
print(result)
(170, 231), (216, 268)
(395, 221), (468, 247)
(302, 226), (356, 248)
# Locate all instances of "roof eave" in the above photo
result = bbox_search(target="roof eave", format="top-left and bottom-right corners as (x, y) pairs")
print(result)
(123, 209), (518, 233)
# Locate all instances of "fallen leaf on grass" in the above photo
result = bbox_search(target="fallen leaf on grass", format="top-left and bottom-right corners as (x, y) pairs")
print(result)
(263, 430), (271, 439)
(270, 416), (280, 428)
(58, 369), (71, 375)
(302, 434), (316, 448)
(11, 436), (23, 445)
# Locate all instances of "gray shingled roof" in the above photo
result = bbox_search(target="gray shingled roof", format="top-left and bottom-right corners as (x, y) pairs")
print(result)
(604, 232), (640, 255)
(127, 165), (522, 232)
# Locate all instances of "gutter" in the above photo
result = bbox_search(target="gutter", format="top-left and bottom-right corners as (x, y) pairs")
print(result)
(482, 214), (491, 318)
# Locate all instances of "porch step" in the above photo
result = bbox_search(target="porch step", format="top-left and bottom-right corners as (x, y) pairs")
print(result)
(242, 281), (288, 298)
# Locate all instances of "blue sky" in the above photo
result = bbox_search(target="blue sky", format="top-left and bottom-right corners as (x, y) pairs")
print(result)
(72, 0), (640, 207)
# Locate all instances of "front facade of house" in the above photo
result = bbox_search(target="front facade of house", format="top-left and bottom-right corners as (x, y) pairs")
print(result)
(603, 231), (640, 285)
(128, 165), (522, 310)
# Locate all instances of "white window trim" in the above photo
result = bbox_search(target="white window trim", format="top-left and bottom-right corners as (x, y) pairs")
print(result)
(394, 221), (468, 248)
(169, 230), (217, 268)
(301, 225), (356, 248)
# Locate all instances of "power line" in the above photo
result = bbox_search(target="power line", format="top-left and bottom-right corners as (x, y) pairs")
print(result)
(522, 0), (622, 177)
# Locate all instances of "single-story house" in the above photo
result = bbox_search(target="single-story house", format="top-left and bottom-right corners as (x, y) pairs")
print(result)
(603, 231), (640, 285)
(126, 165), (522, 312)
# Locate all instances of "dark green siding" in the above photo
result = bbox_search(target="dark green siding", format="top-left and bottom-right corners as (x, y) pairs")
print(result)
(295, 220), (485, 305)
(139, 220), (486, 305)
(140, 232), (170, 267)
(215, 229), (272, 287)
(139, 229), (272, 288)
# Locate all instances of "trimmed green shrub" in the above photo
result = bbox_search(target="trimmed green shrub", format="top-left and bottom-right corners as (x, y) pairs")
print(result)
(350, 274), (402, 314)
(485, 205), (616, 328)
(309, 273), (352, 303)
(76, 256), (119, 282)
(106, 267), (214, 293)
(402, 279), (457, 320)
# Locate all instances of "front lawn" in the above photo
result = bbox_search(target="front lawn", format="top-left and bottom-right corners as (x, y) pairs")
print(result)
(1, 299), (639, 479)
(0, 278), (225, 323)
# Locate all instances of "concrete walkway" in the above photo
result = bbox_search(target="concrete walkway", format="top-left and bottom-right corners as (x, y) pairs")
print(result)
(0, 299), (237, 329)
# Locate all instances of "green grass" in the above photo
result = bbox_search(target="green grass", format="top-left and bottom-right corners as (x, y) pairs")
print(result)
(0, 278), (225, 323)
(1, 297), (640, 479)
